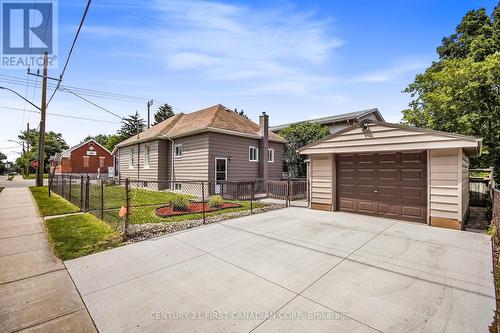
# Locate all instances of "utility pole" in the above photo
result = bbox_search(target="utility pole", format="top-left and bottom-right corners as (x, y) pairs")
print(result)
(147, 99), (153, 128)
(26, 123), (30, 176)
(36, 52), (48, 187)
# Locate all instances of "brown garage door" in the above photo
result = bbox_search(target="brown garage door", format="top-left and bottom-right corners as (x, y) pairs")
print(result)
(336, 151), (427, 223)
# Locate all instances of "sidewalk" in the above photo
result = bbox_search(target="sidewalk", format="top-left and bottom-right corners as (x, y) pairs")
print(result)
(0, 187), (96, 332)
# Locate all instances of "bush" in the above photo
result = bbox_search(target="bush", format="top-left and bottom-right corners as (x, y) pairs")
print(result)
(208, 195), (224, 208)
(169, 196), (189, 211)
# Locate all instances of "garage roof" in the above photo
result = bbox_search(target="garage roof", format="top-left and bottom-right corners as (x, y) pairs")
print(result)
(298, 121), (482, 157)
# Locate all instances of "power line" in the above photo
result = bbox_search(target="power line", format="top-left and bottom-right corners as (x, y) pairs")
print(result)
(46, 0), (91, 107)
(60, 87), (124, 120)
(0, 105), (121, 124)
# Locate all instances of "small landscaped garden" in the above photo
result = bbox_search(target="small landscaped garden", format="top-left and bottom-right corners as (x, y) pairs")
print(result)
(30, 186), (80, 216)
(45, 213), (122, 260)
(23, 173), (49, 179)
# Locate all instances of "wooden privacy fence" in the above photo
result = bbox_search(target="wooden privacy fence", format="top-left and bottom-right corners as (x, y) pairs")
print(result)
(469, 168), (495, 207)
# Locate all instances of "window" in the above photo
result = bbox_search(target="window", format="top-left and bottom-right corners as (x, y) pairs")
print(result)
(128, 148), (134, 169)
(174, 183), (182, 191)
(268, 148), (274, 163)
(144, 144), (150, 168)
(249, 146), (258, 162)
(175, 144), (183, 158)
(83, 156), (89, 168)
(99, 156), (105, 168)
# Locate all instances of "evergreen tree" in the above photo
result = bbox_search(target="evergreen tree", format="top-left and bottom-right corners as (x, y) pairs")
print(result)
(118, 111), (146, 139)
(154, 103), (174, 125)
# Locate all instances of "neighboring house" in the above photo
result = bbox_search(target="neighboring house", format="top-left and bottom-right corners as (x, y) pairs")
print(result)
(299, 120), (482, 230)
(270, 108), (384, 134)
(112, 104), (286, 192)
(54, 139), (113, 176)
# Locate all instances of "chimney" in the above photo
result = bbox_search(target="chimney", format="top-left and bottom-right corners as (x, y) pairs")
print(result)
(259, 112), (269, 182)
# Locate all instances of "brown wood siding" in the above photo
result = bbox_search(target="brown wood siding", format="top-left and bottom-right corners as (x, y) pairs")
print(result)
(208, 133), (284, 181)
(173, 133), (209, 180)
(208, 133), (259, 181)
(336, 151), (427, 223)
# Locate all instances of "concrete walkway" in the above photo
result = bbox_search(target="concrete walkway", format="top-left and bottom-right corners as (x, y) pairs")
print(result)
(0, 187), (96, 332)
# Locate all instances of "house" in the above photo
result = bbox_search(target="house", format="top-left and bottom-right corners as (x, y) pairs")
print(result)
(299, 120), (482, 230)
(112, 104), (286, 192)
(270, 108), (384, 134)
(54, 139), (113, 176)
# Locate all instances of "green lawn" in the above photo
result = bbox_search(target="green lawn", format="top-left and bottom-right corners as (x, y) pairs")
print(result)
(23, 173), (49, 179)
(101, 200), (266, 225)
(65, 183), (192, 210)
(30, 186), (80, 216)
(45, 213), (122, 260)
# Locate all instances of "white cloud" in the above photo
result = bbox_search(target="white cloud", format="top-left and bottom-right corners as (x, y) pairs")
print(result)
(352, 62), (427, 83)
(84, 0), (343, 95)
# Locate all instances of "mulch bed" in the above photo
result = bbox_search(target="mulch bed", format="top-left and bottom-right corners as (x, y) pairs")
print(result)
(155, 202), (242, 217)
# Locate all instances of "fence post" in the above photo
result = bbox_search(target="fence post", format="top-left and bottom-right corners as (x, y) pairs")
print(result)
(61, 175), (64, 198)
(202, 181), (206, 223)
(85, 176), (90, 212)
(124, 178), (130, 239)
(250, 181), (254, 213)
(287, 178), (291, 207)
(69, 175), (72, 202)
(80, 176), (84, 209)
(100, 178), (104, 219)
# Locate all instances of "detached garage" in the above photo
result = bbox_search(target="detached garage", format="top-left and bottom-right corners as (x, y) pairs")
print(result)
(299, 121), (482, 230)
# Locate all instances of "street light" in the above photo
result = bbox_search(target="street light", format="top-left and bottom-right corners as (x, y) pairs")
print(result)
(0, 86), (42, 111)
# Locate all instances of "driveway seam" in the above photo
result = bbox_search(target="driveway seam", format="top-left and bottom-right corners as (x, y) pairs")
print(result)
(172, 228), (386, 333)
(247, 219), (399, 333)
(0, 267), (66, 286)
(10, 308), (86, 333)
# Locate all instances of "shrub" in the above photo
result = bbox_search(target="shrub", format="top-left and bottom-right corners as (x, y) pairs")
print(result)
(208, 195), (224, 208)
(169, 196), (189, 211)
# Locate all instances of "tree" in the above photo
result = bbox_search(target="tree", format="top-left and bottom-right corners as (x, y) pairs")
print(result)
(154, 103), (174, 125)
(82, 134), (109, 147)
(105, 134), (123, 152)
(403, 5), (500, 180)
(118, 111), (146, 139)
(233, 108), (248, 119)
(278, 122), (330, 177)
(15, 130), (68, 173)
(0, 152), (7, 174)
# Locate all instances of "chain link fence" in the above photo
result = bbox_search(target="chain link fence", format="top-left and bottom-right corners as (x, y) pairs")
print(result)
(49, 175), (309, 239)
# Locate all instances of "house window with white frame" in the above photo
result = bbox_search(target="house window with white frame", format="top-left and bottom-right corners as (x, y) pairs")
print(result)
(144, 144), (150, 168)
(175, 144), (183, 158)
(174, 183), (182, 191)
(128, 148), (135, 169)
(249, 146), (258, 162)
(268, 148), (274, 163)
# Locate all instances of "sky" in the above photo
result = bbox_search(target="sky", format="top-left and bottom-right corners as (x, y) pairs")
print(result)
(0, 0), (498, 162)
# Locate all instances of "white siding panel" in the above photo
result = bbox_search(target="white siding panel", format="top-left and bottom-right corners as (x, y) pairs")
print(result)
(311, 154), (332, 205)
(429, 148), (460, 221)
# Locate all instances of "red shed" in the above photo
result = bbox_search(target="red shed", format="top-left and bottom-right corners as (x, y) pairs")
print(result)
(54, 139), (113, 176)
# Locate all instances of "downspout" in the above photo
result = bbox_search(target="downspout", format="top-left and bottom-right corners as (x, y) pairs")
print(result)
(168, 138), (175, 182)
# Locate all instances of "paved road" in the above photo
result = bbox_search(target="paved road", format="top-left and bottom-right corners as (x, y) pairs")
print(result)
(0, 175), (35, 188)
(0, 187), (96, 332)
(67, 207), (495, 332)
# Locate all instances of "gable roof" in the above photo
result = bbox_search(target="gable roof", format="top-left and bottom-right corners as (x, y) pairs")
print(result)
(298, 120), (482, 157)
(61, 139), (111, 158)
(270, 108), (384, 132)
(114, 104), (286, 151)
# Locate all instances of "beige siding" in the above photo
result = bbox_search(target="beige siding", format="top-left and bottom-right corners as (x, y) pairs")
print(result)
(173, 133), (209, 180)
(461, 150), (470, 222)
(301, 123), (478, 155)
(429, 148), (460, 221)
(158, 140), (170, 181)
(117, 140), (164, 180)
(310, 154), (332, 206)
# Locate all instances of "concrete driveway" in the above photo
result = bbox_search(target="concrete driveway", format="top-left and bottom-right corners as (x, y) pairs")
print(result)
(66, 208), (495, 333)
